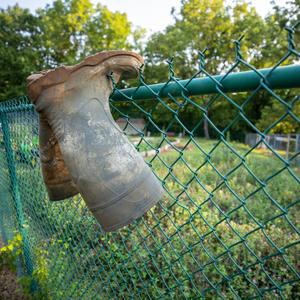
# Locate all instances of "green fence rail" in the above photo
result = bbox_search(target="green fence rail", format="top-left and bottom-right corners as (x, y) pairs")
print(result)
(0, 23), (299, 299)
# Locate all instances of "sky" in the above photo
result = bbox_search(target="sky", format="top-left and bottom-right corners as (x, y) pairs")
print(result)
(0, 0), (287, 34)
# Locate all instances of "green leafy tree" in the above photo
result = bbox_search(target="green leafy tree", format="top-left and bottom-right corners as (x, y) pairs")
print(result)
(84, 4), (132, 55)
(36, 0), (94, 66)
(256, 98), (300, 134)
(0, 5), (43, 99)
(254, 0), (299, 134)
(144, 0), (271, 138)
(0, 0), (140, 100)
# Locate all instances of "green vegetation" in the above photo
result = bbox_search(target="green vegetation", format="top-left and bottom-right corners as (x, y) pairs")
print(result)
(0, 0), (143, 99)
(0, 233), (23, 271)
(0, 0), (299, 134)
(5, 136), (298, 299)
(0, 234), (48, 299)
(0, 0), (299, 298)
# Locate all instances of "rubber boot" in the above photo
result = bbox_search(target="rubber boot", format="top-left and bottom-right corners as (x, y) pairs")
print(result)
(27, 51), (163, 231)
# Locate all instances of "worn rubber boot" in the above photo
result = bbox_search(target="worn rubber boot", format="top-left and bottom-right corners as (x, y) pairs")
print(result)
(38, 112), (79, 200)
(27, 51), (163, 231)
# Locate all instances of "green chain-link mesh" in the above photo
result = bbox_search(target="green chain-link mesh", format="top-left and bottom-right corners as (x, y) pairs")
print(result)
(0, 23), (299, 299)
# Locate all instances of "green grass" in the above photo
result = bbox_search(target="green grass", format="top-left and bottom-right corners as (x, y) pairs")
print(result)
(3, 136), (300, 299)
(129, 136), (177, 153)
(150, 138), (299, 229)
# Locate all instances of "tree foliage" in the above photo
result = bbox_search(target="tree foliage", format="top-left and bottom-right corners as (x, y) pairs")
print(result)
(143, 0), (299, 136)
(0, 0), (138, 99)
(0, 5), (42, 99)
(0, 0), (298, 134)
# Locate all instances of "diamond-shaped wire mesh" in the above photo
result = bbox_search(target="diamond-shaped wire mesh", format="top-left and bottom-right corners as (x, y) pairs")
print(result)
(0, 23), (299, 299)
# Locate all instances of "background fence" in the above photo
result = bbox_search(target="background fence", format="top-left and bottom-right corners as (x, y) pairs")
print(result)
(0, 24), (299, 299)
(245, 133), (300, 164)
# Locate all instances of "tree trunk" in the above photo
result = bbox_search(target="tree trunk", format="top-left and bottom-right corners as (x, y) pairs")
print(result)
(204, 113), (210, 139)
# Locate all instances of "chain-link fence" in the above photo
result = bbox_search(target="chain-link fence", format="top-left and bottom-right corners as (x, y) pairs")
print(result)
(0, 23), (299, 299)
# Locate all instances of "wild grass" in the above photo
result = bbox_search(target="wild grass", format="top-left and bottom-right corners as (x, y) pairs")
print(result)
(1, 135), (299, 299)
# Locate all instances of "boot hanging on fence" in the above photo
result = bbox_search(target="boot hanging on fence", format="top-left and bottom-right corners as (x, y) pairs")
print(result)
(26, 51), (163, 232)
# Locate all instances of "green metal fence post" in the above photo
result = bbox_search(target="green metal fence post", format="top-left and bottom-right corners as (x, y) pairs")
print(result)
(0, 213), (8, 244)
(0, 112), (34, 276)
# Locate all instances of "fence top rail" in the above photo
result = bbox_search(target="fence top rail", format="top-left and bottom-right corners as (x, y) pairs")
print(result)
(111, 64), (300, 102)
(0, 64), (299, 111)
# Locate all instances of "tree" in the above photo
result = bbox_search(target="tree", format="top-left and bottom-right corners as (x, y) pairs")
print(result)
(256, 99), (300, 134)
(84, 4), (132, 55)
(0, 5), (42, 99)
(36, 0), (94, 66)
(144, 0), (271, 138)
(0, 0), (140, 100)
(253, 0), (300, 134)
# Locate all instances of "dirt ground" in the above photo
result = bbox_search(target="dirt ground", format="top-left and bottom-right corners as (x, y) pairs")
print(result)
(0, 240), (28, 300)
(0, 267), (28, 300)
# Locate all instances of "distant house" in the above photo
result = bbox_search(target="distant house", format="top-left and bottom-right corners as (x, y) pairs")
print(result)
(116, 118), (145, 135)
